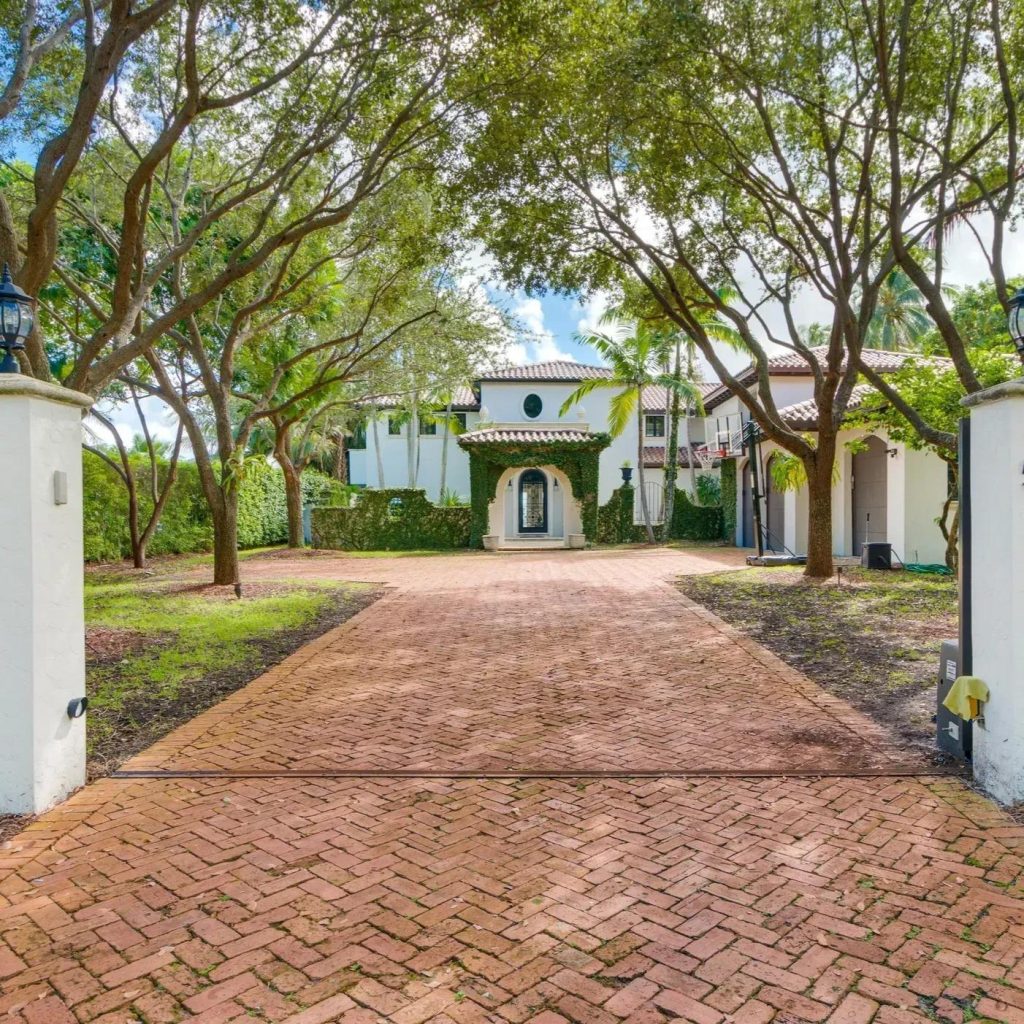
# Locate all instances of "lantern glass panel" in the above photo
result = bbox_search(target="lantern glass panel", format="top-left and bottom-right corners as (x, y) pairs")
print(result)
(0, 298), (20, 340)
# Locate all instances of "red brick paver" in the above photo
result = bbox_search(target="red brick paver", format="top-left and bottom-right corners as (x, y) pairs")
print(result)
(2, 547), (1023, 1024)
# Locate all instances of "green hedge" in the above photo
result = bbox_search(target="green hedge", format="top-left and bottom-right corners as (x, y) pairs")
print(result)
(720, 458), (738, 543)
(597, 485), (723, 544)
(83, 451), (346, 561)
(597, 486), (643, 543)
(312, 489), (471, 550)
(671, 490), (723, 540)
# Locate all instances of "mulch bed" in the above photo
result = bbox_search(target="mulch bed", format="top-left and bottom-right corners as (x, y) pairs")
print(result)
(678, 566), (958, 760)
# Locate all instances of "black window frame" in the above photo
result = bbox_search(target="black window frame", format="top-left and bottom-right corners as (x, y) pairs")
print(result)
(645, 414), (666, 437)
(523, 393), (543, 419)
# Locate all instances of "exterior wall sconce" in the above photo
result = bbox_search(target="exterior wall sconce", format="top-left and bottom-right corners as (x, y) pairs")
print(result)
(0, 264), (34, 374)
(887, 447), (899, 458)
(1009, 286), (1024, 364)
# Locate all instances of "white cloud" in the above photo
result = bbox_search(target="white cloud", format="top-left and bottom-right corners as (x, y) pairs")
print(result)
(576, 290), (612, 338)
(511, 294), (574, 364)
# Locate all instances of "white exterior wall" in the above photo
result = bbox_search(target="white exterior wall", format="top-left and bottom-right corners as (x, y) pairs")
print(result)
(0, 378), (91, 814)
(351, 381), (706, 504)
(965, 381), (1024, 804)
(353, 411), (479, 501)
(754, 428), (948, 561)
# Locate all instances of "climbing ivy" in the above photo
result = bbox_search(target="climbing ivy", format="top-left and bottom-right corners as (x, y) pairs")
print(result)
(463, 435), (611, 547)
(720, 458), (737, 543)
(312, 489), (471, 550)
(598, 485), (722, 544)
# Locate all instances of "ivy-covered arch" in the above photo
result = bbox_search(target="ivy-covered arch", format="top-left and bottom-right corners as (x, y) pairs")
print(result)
(460, 431), (612, 547)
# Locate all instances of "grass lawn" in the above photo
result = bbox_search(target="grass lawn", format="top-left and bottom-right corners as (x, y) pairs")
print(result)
(85, 562), (379, 777)
(678, 565), (957, 753)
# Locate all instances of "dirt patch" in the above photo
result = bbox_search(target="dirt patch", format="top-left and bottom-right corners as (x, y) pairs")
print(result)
(0, 814), (27, 846)
(678, 566), (957, 760)
(86, 626), (155, 664)
(160, 581), (294, 600)
(87, 585), (381, 780)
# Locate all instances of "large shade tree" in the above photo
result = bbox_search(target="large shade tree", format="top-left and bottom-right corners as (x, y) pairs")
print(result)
(463, 0), (1023, 576)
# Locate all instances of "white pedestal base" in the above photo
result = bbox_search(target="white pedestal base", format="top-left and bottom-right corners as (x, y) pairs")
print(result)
(0, 375), (92, 814)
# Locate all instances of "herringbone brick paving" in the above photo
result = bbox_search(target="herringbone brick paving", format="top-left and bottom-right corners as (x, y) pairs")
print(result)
(2, 548), (1023, 1024)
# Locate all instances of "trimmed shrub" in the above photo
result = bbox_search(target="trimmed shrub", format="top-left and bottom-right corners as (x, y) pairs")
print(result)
(670, 490), (722, 540)
(597, 486), (644, 543)
(312, 489), (471, 550)
(597, 485), (723, 544)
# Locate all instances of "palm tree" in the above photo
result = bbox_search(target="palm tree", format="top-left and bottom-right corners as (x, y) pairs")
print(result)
(561, 315), (703, 543)
(869, 270), (932, 350)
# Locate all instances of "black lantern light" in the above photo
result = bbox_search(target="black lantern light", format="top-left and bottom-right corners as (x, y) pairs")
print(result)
(0, 263), (33, 374)
(1009, 286), (1024, 365)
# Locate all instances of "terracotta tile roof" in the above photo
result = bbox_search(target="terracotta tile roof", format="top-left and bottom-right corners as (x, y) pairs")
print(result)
(476, 361), (612, 382)
(642, 381), (719, 412)
(368, 385), (479, 410)
(777, 385), (876, 430)
(458, 427), (599, 446)
(703, 347), (935, 411)
(641, 445), (719, 469)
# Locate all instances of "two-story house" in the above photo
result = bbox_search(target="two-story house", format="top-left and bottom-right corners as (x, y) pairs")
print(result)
(348, 361), (717, 548)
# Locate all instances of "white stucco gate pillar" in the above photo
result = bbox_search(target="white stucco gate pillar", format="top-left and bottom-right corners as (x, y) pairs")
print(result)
(963, 379), (1024, 804)
(0, 375), (92, 813)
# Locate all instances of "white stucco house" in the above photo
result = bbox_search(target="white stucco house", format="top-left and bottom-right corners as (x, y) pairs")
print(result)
(348, 361), (718, 548)
(703, 347), (951, 564)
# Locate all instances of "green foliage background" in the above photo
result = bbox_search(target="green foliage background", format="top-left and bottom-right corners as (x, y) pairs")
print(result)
(83, 452), (346, 561)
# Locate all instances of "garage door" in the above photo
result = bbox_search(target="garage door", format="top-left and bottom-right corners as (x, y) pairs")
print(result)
(852, 436), (888, 555)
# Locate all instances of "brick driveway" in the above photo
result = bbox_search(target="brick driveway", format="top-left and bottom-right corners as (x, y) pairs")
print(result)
(2, 548), (1024, 1024)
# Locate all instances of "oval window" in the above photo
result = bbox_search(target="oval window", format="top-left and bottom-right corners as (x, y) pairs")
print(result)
(523, 393), (543, 419)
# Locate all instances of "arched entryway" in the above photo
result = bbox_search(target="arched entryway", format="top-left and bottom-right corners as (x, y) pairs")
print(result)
(764, 454), (786, 553)
(852, 436), (888, 555)
(518, 469), (548, 534)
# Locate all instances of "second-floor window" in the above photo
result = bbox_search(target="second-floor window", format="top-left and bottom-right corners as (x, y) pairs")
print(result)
(388, 417), (401, 436)
(645, 414), (665, 437)
(454, 412), (467, 430)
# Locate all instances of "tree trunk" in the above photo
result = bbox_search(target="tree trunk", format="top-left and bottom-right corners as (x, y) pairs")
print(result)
(684, 415), (698, 501)
(939, 460), (959, 572)
(282, 458), (303, 548)
(439, 401), (452, 501)
(684, 342), (698, 499)
(334, 433), (348, 483)
(407, 402), (418, 487)
(662, 339), (681, 541)
(803, 438), (835, 578)
(211, 491), (240, 585)
(636, 394), (656, 543)
(274, 426), (304, 548)
(371, 407), (385, 487)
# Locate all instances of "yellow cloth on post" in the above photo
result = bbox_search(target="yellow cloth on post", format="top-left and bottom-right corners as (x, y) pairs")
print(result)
(943, 676), (990, 721)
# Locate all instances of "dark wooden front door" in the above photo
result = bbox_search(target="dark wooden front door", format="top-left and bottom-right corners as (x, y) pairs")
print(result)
(518, 470), (547, 533)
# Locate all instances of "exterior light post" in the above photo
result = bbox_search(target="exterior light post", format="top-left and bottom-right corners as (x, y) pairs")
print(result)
(1009, 286), (1024, 366)
(0, 263), (34, 374)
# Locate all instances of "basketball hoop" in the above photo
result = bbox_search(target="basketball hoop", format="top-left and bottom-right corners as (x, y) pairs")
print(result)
(694, 447), (721, 472)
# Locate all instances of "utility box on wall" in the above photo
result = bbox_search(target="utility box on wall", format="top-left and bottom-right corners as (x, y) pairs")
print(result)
(936, 639), (971, 761)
